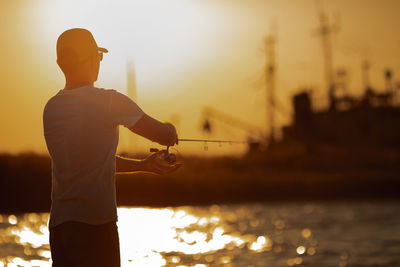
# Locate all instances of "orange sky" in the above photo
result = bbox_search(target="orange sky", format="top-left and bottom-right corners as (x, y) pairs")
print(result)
(1, 0), (399, 155)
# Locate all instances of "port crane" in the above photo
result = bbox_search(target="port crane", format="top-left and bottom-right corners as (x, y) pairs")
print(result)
(200, 106), (264, 152)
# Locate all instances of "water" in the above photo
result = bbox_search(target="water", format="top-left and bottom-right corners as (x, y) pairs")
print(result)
(1, 201), (399, 267)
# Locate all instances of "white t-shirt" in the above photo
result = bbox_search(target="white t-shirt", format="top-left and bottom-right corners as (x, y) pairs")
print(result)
(43, 85), (144, 228)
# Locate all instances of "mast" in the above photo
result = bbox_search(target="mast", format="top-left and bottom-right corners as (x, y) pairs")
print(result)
(314, 10), (339, 109)
(265, 32), (276, 144)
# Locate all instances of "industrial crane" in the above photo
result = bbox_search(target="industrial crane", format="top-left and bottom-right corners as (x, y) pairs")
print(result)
(201, 106), (264, 152)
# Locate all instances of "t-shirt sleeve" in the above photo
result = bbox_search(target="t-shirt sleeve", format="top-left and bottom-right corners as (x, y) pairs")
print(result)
(109, 90), (144, 128)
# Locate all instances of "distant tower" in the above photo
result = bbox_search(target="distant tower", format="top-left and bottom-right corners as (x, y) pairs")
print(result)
(127, 61), (137, 101)
(313, 10), (339, 109)
(122, 61), (137, 153)
(264, 31), (276, 144)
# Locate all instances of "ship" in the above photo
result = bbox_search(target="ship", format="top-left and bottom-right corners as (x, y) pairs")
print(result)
(282, 69), (400, 150)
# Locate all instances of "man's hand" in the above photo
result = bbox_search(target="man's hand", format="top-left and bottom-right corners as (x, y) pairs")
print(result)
(143, 151), (182, 175)
(164, 122), (178, 146)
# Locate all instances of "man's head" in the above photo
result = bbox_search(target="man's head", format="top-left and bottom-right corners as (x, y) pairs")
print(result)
(56, 28), (108, 84)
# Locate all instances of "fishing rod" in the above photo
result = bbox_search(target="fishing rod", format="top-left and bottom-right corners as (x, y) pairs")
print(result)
(151, 138), (250, 164)
(178, 138), (248, 144)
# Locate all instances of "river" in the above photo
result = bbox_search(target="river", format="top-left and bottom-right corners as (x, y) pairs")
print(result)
(1, 201), (399, 266)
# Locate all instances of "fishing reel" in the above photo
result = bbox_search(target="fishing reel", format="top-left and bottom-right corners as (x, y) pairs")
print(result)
(149, 146), (177, 164)
(149, 138), (246, 164)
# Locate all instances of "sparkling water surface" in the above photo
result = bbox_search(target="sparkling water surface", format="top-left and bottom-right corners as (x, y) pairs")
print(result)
(1, 201), (399, 266)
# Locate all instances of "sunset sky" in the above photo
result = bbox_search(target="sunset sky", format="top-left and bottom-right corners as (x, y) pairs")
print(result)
(1, 0), (399, 155)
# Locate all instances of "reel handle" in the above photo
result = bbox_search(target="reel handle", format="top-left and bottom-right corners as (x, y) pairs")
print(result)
(149, 146), (177, 164)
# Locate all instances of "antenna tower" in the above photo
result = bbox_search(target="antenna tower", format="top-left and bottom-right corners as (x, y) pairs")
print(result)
(313, 6), (339, 108)
(264, 25), (277, 144)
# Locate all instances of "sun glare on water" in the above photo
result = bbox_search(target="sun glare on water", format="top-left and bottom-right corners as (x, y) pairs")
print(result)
(117, 207), (251, 266)
(1, 207), (273, 266)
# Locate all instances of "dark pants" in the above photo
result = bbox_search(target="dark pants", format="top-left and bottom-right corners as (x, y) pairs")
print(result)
(50, 221), (120, 267)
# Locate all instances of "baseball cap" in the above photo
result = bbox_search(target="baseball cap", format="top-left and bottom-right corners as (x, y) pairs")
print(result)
(56, 28), (108, 63)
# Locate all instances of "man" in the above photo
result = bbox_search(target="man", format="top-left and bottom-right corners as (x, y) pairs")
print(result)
(43, 28), (181, 267)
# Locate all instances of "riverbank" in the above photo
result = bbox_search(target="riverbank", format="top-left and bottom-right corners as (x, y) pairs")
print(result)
(1, 148), (399, 213)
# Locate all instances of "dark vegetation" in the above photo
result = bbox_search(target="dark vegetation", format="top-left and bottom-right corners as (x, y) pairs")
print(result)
(1, 145), (400, 213)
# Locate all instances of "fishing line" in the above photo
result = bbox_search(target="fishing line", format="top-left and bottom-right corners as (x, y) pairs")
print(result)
(177, 138), (248, 152)
(178, 138), (248, 144)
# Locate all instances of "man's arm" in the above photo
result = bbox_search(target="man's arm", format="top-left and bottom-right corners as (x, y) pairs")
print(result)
(116, 153), (182, 175)
(110, 90), (177, 146)
(129, 114), (178, 147)
(116, 155), (144, 173)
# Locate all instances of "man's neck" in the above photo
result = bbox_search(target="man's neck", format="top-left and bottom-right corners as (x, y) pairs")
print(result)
(64, 80), (94, 90)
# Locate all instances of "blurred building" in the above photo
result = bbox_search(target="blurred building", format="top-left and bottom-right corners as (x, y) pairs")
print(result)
(282, 69), (400, 149)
